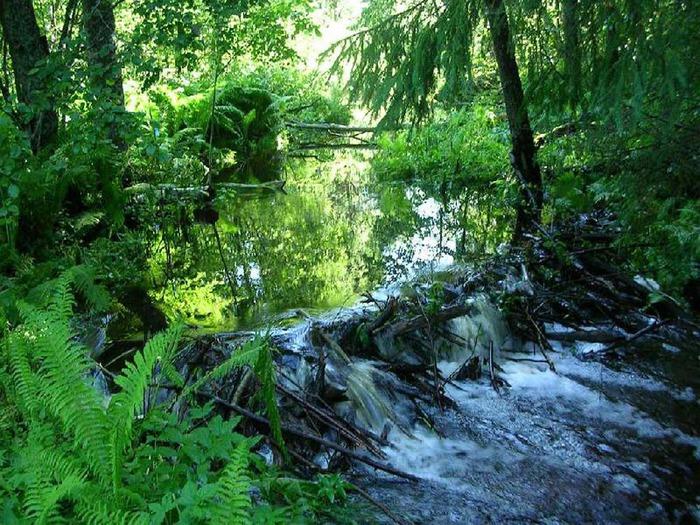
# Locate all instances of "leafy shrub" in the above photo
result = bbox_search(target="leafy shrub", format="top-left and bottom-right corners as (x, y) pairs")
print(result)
(371, 101), (515, 255)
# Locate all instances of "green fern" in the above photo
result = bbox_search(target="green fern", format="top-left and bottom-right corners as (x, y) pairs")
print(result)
(0, 268), (349, 522)
(254, 342), (286, 458)
(14, 275), (112, 481)
(24, 473), (86, 524)
(6, 330), (41, 414)
(179, 336), (263, 400)
(211, 441), (252, 525)
(108, 323), (183, 493)
(179, 336), (286, 457)
(75, 502), (148, 525)
(67, 265), (111, 313)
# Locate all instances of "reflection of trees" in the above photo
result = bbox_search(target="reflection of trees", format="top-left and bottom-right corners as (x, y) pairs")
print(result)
(220, 181), (384, 315)
(372, 181), (513, 281)
(150, 163), (387, 325)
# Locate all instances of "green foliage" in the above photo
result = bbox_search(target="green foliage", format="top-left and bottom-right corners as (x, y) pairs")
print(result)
(371, 102), (515, 255)
(512, 0), (700, 123)
(0, 262), (111, 331)
(181, 337), (264, 398)
(0, 271), (357, 523)
(254, 341), (286, 458)
(109, 324), (184, 492)
(538, 106), (700, 294)
(125, 0), (317, 88)
(341, 0), (698, 299)
(0, 112), (30, 250)
(210, 442), (253, 524)
(326, 0), (481, 127)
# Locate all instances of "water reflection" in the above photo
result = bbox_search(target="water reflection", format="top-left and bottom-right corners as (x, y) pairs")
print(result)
(148, 154), (504, 328)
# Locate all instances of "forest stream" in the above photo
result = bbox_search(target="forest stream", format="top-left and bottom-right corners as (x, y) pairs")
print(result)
(95, 160), (700, 524)
(3, 1), (699, 523)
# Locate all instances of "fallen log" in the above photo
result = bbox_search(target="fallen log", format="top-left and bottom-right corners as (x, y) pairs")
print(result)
(545, 329), (622, 343)
(286, 121), (378, 133)
(597, 319), (670, 357)
(368, 296), (399, 334)
(381, 304), (473, 338)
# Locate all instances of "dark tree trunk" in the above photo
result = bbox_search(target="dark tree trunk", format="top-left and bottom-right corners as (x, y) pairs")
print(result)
(81, 0), (125, 145)
(562, 0), (581, 110)
(0, 0), (58, 152)
(484, 0), (543, 241)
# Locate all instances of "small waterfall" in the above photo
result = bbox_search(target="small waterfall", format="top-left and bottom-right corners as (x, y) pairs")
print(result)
(345, 361), (394, 431)
(440, 295), (514, 368)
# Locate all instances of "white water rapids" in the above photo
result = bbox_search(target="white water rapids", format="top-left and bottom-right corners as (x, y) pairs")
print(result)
(279, 297), (700, 523)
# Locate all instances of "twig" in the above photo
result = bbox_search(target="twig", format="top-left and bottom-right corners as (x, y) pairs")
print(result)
(204, 394), (420, 482)
(504, 357), (550, 365)
(488, 341), (499, 393)
(316, 328), (352, 365)
(277, 369), (390, 448)
(212, 222), (238, 314)
(276, 383), (385, 457)
(101, 345), (139, 368)
(601, 319), (669, 356)
(368, 296), (398, 334)
(524, 308), (556, 372)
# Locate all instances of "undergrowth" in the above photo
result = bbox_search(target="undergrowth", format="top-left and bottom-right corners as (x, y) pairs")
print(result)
(0, 269), (359, 524)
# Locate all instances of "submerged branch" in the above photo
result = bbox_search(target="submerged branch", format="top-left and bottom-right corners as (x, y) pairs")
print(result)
(124, 180), (286, 200)
(286, 121), (379, 133)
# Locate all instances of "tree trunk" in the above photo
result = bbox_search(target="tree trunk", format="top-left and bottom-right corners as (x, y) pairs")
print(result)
(562, 0), (581, 110)
(0, 0), (58, 152)
(484, 0), (543, 241)
(81, 0), (124, 145)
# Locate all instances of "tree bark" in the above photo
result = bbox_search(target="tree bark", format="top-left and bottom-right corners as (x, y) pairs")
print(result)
(0, 0), (58, 152)
(81, 0), (124, 145)
(484, 0), (543, 241)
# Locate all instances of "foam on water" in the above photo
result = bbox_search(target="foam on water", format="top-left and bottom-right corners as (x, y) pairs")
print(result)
(383, 427), (519, 482)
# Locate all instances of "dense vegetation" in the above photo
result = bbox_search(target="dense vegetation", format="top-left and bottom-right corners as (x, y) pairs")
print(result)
(0, 0), (698, 522)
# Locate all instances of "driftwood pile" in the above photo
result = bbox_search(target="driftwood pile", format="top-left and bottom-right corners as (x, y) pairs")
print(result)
(512, 212), (699, 359)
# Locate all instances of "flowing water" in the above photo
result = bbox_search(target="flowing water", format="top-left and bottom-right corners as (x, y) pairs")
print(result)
(269, 298), (700, 524)
(358, 338), (699, 523)
(129, 155), (699, 523)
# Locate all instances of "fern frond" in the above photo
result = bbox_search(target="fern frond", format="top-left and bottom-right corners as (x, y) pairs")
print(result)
(254, 342), (285, 458)
(67, 265), (111, 313)
(179, 337), (263, 399)
(210, 441), (252, 525)
(24, 473), (85, 525)
(160, 358), (185, 388)
(75, 501), (148, 525)
(108, 324), (183, 492)
(46, 272), (76, 324)
(36, 447), (89, 486)
(31, 309), (111, 481)
(14, 283), (112, 482)
(6, 330), (41, 414)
